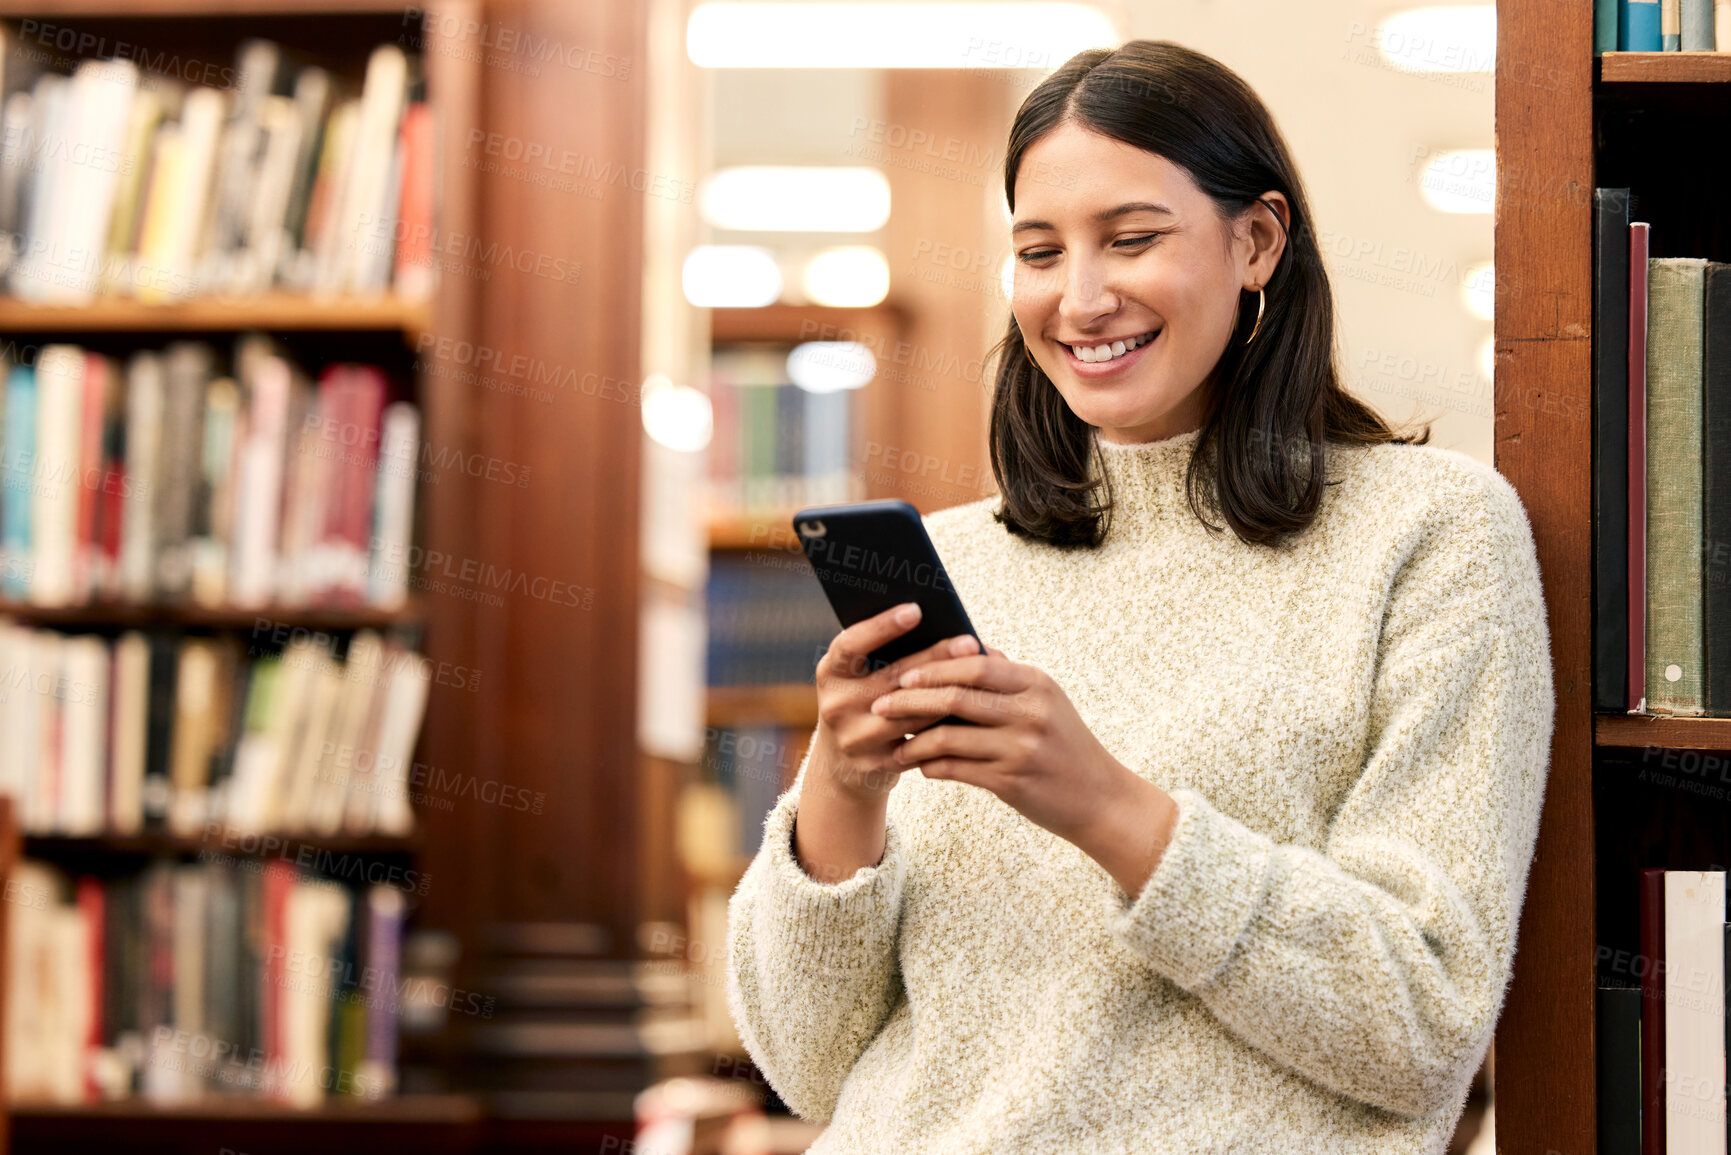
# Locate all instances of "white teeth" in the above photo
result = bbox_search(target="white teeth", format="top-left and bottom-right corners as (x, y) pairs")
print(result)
(1070, 330), (1156, 363)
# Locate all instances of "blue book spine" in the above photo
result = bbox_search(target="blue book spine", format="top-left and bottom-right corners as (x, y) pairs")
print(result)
(1623, 0), (1663, 48)
(1682, 0), (1713, 47)
(1596, 0), (1621, 52)
(1, 364), (36, 596)
(803, 388), (849, 505)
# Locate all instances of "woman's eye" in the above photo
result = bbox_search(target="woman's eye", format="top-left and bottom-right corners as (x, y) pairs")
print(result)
(1017, 249), (1058, 263)
(1115, 234), (1159, 249)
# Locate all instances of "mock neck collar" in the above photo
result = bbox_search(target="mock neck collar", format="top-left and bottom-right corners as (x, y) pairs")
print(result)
(1085, 427), (1208, 534)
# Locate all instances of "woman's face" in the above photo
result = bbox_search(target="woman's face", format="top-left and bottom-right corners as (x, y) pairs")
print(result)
(1009, 121), (1287, 445)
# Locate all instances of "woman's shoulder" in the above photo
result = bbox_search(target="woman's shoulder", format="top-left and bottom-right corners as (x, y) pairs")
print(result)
(1327, 438), (1539, 565)
(920, 493), (1006, 543)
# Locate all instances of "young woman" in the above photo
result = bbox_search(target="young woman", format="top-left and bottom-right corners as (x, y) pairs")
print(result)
(727, 40), (1552, 1155)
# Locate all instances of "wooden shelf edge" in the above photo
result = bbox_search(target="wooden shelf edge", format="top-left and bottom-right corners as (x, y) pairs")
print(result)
(710, 300), (909, 345)
(1600, 51), (1731, 83)
(0, 294), (432, 335)
(706, 684), (818, 728)
(1595, 713), (1731, 749)
(0, 599), (425, 631)
(23, 831), (423, 858)
(10, 1092), (482, 1122)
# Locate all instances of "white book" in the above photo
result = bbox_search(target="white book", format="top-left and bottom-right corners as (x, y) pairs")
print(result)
(236, 96), (302, 295)
(1719, 0), (1731, 48)
(4, 861), (56, 1101)
(279, 647), (342, 831)
(38, 59), (136, 303)
(21, 628), (59, 834)
(0, 623), (31, 810)
(28, 345), (84, 607)
(57, 635), (107, 835)
(371, 646), (430, 837)
(136, 86), (224, 302)
(278, 879), (350, 1106)
(229, 356), (289, 607)
(1666, 869), (1727, 1153)
(316, 45), (404, 295)
(368, 402), (418, 608)
(109, 631), (149, 835)
(310, 630), (383, 835)
(10, 75), (66, 300)
(119, 352), (163, 602)
(166, 639), (218, 837)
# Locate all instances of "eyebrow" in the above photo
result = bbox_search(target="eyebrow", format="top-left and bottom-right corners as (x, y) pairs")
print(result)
(1011, 201), (1175, 235)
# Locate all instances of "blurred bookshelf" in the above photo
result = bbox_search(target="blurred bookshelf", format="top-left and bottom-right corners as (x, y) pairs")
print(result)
(0, 3), (478, 1145)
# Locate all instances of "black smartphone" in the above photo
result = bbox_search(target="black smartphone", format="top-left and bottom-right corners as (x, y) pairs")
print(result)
(793, 499), (983, 732)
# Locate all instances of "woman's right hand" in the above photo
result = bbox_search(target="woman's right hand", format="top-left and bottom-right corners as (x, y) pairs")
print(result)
(808, 601), (976, 806)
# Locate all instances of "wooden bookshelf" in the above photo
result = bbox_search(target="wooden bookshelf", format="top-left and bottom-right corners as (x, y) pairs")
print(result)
(707, 514), (805, 552)
(1492, 12), (1731, 1152)
(0, 294), (431, 336)
(1600, 50), (1731, 83)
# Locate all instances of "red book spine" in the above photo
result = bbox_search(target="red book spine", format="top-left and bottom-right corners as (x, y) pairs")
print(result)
(339, 366), (385, 603)
(74, 355), (105, 601)
(1639, 866), (1666, 1155)
(1628, 222), (1650, 713)
(75, 876), (103, 1103)
(262, 859), (295, 1098)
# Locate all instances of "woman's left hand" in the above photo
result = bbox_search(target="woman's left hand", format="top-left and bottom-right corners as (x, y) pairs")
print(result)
(869, 636), (1165, 859)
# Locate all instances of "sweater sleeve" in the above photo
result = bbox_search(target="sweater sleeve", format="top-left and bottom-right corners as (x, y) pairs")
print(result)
(724, 738), (909, 1123)
(1100, 466), (1554, 1118)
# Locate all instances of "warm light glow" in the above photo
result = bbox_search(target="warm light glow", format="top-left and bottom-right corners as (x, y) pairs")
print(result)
(802, 246), (890, 307)
(702, 167), (890, 233)
(1001, 254), (1015, 301)
(687, 2), (1117, 68)
(682, 245), (781, 307)
(1478, 336), (1495, 383)
(1417, 149), (1493, 214)
(1377, 7), (1495, 73)
(1462, 262), (1494, 319)
(787, 342), (877, 392)
(642, 375), (714, 452)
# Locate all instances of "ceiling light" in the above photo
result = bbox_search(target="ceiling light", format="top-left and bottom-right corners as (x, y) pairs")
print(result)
(1417, 149), (1493, 214)
(702, 167), (890, 233)
(682, 245), (782, 307)
(1377, 7), (1495, 73)
(642, 375), (715, 452)
(802, 246), (890, 307)
(787, 342), (877, 392)
(688, 2), (1117, 69)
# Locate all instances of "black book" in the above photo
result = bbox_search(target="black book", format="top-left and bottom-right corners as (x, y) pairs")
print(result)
(1594, 188), (1632, 710)
(1704, 265), (1731, 713)
(1596, 984), (1642, 1154)
(142, 634), (179, 829)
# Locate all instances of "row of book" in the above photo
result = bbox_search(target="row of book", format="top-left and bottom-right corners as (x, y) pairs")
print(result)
(0, 335), (418, 610)
(1597, 869), (1730, 1152)
(1592, 188), (1731, 716)
(705, 553), (840, 686)
(0, 622), (428, 838)
(6, 857), (405, 1106)
(0, 30), (432, 303)
(1595, 0), (1731, 52)
(707, 346), (862, 522)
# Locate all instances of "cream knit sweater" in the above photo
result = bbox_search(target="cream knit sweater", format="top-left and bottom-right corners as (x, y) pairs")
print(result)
(725, 427), (1554, 1154)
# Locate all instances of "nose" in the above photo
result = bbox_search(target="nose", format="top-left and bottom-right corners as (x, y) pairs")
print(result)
(1056, 254), (1118, 332)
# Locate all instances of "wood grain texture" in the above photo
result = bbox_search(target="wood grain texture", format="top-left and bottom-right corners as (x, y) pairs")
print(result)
(1493, 0), (1597, 1146)
(1601, 51), (1731, 83)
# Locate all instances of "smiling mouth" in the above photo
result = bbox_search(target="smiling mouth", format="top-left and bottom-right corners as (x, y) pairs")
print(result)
(1064, 329), (1160, 363)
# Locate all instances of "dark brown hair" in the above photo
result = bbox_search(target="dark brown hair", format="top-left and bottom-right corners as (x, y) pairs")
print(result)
(989, 40), (1430, 548)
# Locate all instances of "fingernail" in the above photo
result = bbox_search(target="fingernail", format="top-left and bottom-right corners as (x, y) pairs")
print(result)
(950, 636), (976, 655)
(896, 603), (921, 626)
(900, 669), (920, 687)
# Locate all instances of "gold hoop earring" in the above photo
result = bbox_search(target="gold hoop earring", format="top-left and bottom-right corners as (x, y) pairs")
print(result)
(1242, 287), (1266, 346)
